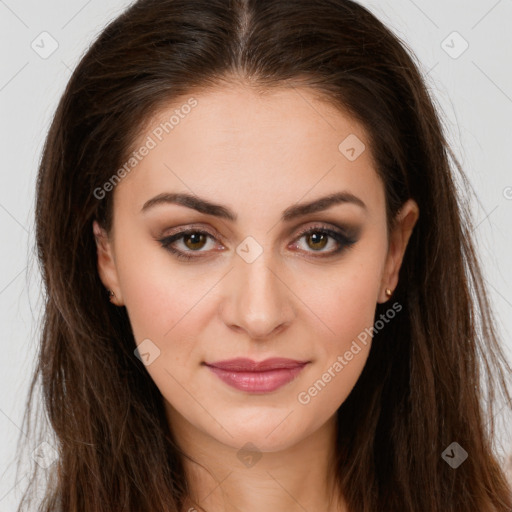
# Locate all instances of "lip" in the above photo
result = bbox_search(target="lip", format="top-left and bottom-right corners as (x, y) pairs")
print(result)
(203, 358), (309, 393)
(205, 357), (309, 371)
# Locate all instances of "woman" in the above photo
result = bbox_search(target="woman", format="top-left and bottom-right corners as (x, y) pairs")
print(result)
(16, 0), (512, 510)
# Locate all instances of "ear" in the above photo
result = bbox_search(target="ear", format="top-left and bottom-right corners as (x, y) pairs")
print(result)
(377, 199), (419, 304)
(92, 219), (124, 305)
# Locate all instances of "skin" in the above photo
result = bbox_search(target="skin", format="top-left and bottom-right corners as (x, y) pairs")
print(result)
(93, 83), (419, 512)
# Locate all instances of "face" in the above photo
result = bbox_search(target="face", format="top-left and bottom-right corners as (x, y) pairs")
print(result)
(93, 84), (418, 453)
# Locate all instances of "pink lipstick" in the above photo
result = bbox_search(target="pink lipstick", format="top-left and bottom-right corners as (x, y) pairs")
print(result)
(203, 357), (309, 393)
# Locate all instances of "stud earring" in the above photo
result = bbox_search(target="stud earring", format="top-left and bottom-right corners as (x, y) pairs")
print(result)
(385, 288), (393, 297)
(107, 289), (116, 302)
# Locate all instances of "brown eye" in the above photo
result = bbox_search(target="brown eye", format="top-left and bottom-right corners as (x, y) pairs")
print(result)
(291, 225), (358, 257)
(158, 229), (218, 261)
(182, 232), (208, 251)
(305, 232), (329, 251)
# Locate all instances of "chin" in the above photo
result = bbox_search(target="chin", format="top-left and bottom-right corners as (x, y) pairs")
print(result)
(208, 411), (317, 453)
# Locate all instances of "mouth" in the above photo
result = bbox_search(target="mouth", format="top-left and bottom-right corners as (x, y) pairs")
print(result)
(203, 358), (310, 393)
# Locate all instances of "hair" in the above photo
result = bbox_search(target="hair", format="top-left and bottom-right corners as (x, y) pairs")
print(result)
(15, 0), (512, 510)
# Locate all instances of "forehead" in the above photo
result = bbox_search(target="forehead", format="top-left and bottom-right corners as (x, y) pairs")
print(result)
(114, 84), (385, 221)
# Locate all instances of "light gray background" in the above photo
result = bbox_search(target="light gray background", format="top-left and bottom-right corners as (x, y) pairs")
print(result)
(1, 0), (511, 509)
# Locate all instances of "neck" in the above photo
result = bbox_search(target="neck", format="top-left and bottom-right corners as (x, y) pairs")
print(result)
(168, 411), (347, 512)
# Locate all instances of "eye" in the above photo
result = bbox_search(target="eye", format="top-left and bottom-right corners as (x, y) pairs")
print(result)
(157, 223), (358, 261)
(290, 224), (357, 257)
(158, 229), (220, 261)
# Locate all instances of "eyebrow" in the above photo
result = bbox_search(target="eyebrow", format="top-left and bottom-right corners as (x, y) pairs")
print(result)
(140, 191), (366, 221)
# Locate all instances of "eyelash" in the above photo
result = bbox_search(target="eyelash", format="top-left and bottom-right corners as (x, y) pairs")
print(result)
(157, 224), (357, 262)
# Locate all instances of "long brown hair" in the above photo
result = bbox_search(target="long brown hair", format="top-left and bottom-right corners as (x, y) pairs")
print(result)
(16, 0), (512, 510)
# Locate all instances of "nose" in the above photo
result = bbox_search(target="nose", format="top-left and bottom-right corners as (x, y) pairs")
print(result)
(220, 253), (296, 340)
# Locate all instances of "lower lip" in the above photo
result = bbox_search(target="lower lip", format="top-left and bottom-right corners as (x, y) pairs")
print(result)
(205, 364), (308, 393)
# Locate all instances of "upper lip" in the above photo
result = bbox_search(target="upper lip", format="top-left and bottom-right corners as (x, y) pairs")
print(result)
(204, 358), (309, 372)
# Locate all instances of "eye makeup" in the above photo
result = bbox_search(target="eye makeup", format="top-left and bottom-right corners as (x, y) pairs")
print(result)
(156, 222), (360, 262)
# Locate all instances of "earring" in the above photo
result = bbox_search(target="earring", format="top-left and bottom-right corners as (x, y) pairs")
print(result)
(107, 289), (116, 302)
(385, 288), (393, 298)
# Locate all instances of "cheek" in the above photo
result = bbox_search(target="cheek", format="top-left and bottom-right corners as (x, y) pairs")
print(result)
(296, 253), (383, 352)
(290, 251), (384, 408)
(294, 282), (376, 405)
(114, 231), (204, 342)
(332, 278), (380, 347)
